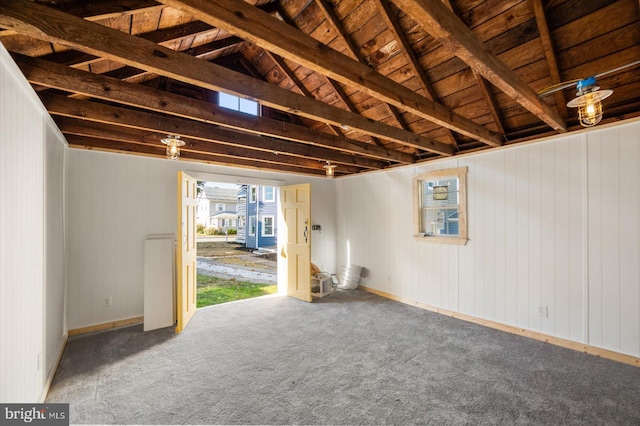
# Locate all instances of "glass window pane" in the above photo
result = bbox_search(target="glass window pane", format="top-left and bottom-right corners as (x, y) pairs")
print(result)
(420, 177), (460, 237)
(264, 216), (273, 235)
(239, 98), (258, 116)
(218, 92), (238, 110)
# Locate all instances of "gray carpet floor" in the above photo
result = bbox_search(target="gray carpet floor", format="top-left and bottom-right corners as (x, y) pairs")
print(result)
(46, 289), (640, 425)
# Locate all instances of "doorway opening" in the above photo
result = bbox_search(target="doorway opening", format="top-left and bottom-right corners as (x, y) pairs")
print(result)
(195, 181), (279, 308)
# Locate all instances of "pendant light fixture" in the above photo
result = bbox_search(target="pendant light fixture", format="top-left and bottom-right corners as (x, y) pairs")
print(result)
(161, 135), (185, 160)
(323, 161), (336, 178)
(566, 77), (613, 127)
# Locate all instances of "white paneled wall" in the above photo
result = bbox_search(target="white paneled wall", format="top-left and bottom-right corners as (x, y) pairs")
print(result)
(337, 121), (640, 358)
(65, 150), (337, 329)
(588, 124), (640, 355)
(0, 44), (67, 402)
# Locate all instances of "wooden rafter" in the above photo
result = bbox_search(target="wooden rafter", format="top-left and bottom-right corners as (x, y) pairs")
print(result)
(374, 0), (461, 148)
(82, 36), (246, 88)
(531, 0), (569, 119)
(0, 0), (163, 37)
(312, 0), (408, 149)
(65, 134), (328, 176)
(441, 0), (506, 136)
(57, 118), (353, 173)
(0, 0), (453, 156)
(324, 78), (388, 147)
(265, 51), (343, 137)
(42, 93), (367, 174)
(12, 53), (406, 166)
(154, 0), (502, 146)
(474, 74), (506, 135)
(394, 0), (566, 133)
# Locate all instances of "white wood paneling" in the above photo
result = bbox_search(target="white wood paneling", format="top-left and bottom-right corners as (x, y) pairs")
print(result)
(0, 44), (66, 402)
(44, 120), (66, 388)
(336, 120), (640, 358)
(618, 123), (640, 356)
(588, 131), (604, 347)
(587, 123), (640, 356)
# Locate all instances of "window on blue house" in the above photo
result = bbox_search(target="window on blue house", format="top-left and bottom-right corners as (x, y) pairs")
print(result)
(250, 186), (257, 203)
(412, 167), (468, 245)
(262, 216), (274, 237)
(218, 92), (259, 116)
(263, 186), (275, 202)
(249, 216), (256, 236)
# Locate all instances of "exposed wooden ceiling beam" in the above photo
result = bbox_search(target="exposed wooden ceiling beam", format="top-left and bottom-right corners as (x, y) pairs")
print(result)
(65, 134), (328, 177)
(155, 0), (502, 146)
(41, 93), (374, 173)
(265, 51), (343, 137)
(64, 35), (246, 90)
(311, 0), (408, 149)
(394, 0), (566, 133)
(474, 74), (506, 135)
(531, 0), (569, 120)
(0, 0), (452, 156)
(45, 0), (162, 21)
(13, 53), (409, 165)
(0, 0), (163, 37)
(57, 117), (352, 173)
(374, 0), (461, 148)
(440, 0), (506, 136)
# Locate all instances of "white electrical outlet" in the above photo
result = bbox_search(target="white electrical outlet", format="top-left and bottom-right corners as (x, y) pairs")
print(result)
(103, 296), (112, 307)
(537, 304), (548, 318)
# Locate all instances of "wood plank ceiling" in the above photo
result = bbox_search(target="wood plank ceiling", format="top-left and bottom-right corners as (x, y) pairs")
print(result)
(1, 0), (639, 177)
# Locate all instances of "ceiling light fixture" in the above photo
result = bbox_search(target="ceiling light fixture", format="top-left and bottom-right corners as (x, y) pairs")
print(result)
(323, 161), (336, 179)
(566, 77), (613, 127)
(161, 135), (185, 160)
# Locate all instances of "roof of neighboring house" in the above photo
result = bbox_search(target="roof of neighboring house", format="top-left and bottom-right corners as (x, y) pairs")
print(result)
(202, 187), (238, 204)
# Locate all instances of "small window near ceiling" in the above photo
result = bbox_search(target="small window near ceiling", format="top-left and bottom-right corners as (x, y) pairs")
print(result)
(263, 186), (275, 202)
(263, 216), (274, 236)
(218, 92), (259, 116)
(216, 203), (224, 211)
(412, 167), (468, 245)
(250, 186), (257, 203)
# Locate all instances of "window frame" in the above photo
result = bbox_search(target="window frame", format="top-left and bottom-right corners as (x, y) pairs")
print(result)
(412, 166), (468, 245)
(218, 92), (259, 116)
(262, 215), (275, 237)
(249, 216), (256, 237)
(249, 186), (257, 203)
(263, 186), (275, 203)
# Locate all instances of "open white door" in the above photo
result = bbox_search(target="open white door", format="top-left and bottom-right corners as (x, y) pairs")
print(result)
(176, 171), (198, 332)
(281, 183), (312, 302)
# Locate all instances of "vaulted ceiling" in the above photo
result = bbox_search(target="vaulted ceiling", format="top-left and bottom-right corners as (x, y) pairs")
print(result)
(1, 0), (639, 177)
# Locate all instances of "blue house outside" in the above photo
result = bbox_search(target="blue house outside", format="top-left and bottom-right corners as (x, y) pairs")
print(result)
(242, 185), (279, 249)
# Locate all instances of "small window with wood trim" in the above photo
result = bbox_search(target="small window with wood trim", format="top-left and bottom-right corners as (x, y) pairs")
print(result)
(413, 167), (468, 245)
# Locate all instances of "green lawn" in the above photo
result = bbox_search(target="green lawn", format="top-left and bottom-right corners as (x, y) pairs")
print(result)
(197, 274), (277, 308)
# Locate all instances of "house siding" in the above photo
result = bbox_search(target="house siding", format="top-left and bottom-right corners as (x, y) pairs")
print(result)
(236, 192), (247, 244)
(245, 185), (278, 249)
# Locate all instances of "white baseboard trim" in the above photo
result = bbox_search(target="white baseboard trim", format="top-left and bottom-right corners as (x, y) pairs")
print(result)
(359, 285), (640, 368)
